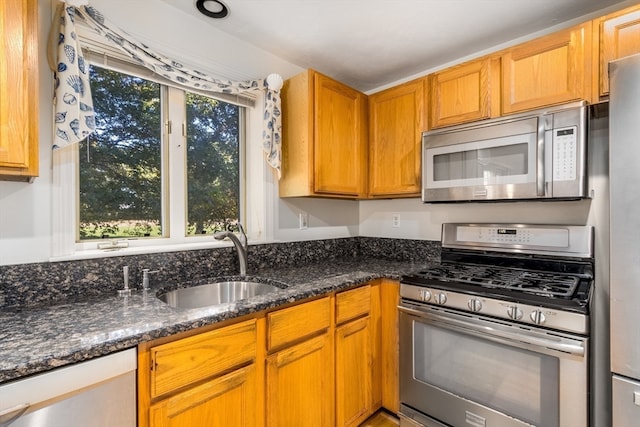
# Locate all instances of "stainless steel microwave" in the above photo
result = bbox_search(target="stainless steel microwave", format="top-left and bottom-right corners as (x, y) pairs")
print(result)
(422, 101), (589, 202)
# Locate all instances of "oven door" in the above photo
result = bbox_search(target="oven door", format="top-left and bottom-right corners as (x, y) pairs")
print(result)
(399, 302), (588, 427)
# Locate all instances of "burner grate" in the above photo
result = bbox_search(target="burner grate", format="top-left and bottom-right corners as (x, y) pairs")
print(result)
(416, 264), (580, 298)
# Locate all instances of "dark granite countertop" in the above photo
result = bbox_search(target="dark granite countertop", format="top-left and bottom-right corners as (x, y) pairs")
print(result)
(0, 258), (425, 384)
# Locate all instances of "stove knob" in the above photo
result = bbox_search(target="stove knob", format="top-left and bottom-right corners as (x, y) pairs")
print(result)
(468, 298), (482, 312)
(507, 305), (523, 320)
(530, 310), (546, 325)
(435, 293), (447, 305)
(419, 289), (432, 302)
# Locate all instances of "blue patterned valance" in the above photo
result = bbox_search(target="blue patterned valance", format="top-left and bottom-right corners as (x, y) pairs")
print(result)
(49, 1), (282, 178)
(50, 3), (95, 148)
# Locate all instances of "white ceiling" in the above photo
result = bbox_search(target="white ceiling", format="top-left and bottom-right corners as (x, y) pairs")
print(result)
(159, 0), (630, 92)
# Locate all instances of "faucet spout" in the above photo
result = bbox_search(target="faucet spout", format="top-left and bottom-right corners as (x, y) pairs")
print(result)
(214, 224), (248, 276)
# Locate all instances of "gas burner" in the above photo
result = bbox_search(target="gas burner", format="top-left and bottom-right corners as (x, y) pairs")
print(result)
(416, 264), (581, 298)
(402, 224), (594, 335)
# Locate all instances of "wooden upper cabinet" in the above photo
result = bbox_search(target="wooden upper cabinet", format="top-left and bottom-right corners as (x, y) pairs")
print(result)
(429, 57), (500, 128)
(0, 0), (39, 182)
(368, 79), (424, 198)
(280, 69), (367, 199)
(502, 22), (591, 114)
(599, 5), (640, 96)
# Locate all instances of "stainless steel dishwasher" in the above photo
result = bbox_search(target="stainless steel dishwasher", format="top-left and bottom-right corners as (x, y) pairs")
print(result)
(0, 348), (136, 427)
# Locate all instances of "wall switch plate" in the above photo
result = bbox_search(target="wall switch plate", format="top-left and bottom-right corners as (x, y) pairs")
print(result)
(299, 212), (309, 230)
(392, 213), (400, 228)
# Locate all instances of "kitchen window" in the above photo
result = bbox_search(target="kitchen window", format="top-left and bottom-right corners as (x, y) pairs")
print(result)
(79, 64), (242, 241)
(51, 49), (273, 259)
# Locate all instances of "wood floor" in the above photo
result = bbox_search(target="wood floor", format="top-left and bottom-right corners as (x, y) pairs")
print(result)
(359, 410), (399, 427)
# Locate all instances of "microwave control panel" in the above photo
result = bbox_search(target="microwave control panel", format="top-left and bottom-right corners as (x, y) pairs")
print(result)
(553, 126), (578, 181)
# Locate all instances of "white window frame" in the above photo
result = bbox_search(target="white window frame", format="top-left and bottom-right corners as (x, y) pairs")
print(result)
(51, 56), (275, 261)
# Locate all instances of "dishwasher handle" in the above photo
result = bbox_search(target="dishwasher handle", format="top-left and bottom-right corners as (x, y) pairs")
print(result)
(0, 403), (30, 426)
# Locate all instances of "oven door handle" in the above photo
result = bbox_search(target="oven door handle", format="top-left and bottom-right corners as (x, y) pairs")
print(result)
(398, 305), (586, 356)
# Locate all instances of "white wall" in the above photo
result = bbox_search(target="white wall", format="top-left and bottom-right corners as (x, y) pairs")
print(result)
(0, 0), (609, 267)
(0, 0), (307, 265)
(275, 197), (359, 242)
(359, 198), (592, 240)
(88, 0), (304, 83)
(0, 0), (55, 265)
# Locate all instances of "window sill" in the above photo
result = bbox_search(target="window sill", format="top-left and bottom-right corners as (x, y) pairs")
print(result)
(49, 238), (269, 263)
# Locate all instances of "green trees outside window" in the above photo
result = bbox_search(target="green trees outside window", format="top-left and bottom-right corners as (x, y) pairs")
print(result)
(78, 65), (241, 240)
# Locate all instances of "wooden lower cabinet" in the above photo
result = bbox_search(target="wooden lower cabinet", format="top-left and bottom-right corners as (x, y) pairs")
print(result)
(266, 332), (334, 427)
(138, 319), (262, 427)
(149, 364), (258, 427)
(380, 280), (400, 413)
(336, 315), (373, 427)
(139, 282), (399, 427)
(335, 284), (381, 427)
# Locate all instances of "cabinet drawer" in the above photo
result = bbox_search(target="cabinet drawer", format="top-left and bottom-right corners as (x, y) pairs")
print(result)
(150, 319), (256, 398)
(267, 297), (331, 350)
(336, 285), (371, 324)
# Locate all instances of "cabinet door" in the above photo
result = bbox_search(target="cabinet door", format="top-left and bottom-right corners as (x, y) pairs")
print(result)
(266, 333), (334, 427)
(369, 79), (424, 198)
(314, 73), (367, 197)
(150, 364), (258, 427)
(380, 280), (399, 414)
(429, 58), (499, 128)
(336, 316), (373, 427)
(0, 0), (38, 181)
(502, 23), (591, 114)
(600, 6), (640, 96)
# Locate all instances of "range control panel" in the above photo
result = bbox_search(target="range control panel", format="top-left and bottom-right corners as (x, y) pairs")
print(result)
(399, 283), (588, 335)
(441, 223), (593, 257)
(457, 225), (568, 247)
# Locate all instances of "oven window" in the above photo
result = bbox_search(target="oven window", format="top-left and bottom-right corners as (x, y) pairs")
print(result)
(433, 142), (529, 182)
(413, 321), (559, 427)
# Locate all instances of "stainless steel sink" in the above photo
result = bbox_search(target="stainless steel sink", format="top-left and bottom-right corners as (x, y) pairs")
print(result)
(158, 280), (282, 309)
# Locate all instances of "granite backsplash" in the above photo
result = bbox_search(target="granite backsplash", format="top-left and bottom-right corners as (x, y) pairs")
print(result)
(0, 237), (440, 309)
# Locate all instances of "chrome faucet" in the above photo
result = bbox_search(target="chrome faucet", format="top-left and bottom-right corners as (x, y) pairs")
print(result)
(214, 224), (248, 276)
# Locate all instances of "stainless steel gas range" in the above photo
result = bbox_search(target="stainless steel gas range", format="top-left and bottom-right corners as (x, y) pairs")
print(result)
(399, 223), (594, 427)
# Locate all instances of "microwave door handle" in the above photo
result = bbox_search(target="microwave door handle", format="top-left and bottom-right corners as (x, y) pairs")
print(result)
(536, 121), (546, 196)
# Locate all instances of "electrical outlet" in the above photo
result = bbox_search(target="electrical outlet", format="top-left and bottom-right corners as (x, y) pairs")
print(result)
(392, 213), (401, 228)
(299, 212), (309, 230)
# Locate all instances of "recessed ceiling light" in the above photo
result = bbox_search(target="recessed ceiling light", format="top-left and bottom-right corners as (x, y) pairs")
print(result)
(196, 0), (229, 19)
